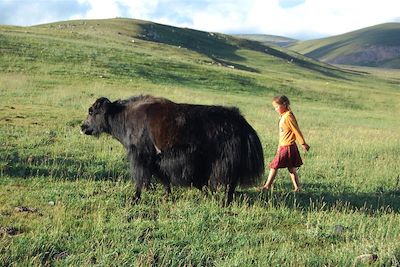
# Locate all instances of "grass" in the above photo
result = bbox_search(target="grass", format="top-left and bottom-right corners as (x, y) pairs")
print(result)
(1, 18), (400, 266)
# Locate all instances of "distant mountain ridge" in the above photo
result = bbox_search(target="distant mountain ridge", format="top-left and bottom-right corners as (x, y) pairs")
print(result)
(288, 23), (400, 69)
(233, 34), (297, 47)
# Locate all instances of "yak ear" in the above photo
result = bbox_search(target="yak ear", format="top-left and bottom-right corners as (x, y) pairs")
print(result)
(94, 97), (111, 111)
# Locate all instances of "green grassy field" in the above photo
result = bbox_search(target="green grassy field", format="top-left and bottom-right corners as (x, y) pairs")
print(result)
(1, 18), (400, 266)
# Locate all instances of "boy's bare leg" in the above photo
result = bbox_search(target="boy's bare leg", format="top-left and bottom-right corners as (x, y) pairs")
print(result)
(288, 167), (301, 192)
(262, 168), (278, 190)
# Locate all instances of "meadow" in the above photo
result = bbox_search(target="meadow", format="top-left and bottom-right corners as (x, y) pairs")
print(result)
(1, 19), (400, 266)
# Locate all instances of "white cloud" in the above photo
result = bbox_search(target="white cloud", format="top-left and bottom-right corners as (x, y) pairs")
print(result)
(285, 0), (400, 38)
(181, 0), (400, 38)
(82, 0), (120, 19)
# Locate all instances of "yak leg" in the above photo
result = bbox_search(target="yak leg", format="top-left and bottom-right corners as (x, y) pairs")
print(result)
(224, 183), (236, 207)
(163, 182), (171, 199)
(131, 172), (153, 204)
(131, 179), (143, 204)
(164, 180), (171, 197)
(131, 167), (153, 204)
(128, 149), (152, 204)
(159, 173), (171, 198)
(154, 169), (171, 199)
(131, 167), (150, 204)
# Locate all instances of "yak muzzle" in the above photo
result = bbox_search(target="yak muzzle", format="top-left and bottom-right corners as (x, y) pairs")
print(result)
(80, 123), (93, 135)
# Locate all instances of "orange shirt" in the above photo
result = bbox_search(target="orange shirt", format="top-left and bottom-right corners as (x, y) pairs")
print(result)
(278, 110), (306, 146)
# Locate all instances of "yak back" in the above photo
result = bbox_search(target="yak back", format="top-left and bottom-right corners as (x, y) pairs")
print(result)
(115, 95), (245, 151)
(143, 96), (244, 151)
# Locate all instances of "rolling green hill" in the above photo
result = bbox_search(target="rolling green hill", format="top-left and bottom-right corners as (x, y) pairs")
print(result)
(1, 18), (400, 266)
(289, 23), (400, 68)
(11, 18), (350, 79)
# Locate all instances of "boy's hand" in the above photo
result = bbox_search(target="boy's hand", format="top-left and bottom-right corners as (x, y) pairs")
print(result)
(302, 143), (310, 152)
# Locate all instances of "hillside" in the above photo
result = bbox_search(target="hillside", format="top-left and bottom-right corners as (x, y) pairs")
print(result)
(289, 23), (400, 68)
(233, 34), (297, 47)
(0, 18), (355, 82)
(1, 18), (400, 266)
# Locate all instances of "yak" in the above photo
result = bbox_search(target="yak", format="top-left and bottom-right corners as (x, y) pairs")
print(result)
(81, 95), (264, 205)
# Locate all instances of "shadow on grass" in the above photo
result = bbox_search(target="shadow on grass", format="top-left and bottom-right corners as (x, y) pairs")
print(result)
(237, 183), (400, 214)
(3, 152), (399, 214)
(1, 152), (129, 181)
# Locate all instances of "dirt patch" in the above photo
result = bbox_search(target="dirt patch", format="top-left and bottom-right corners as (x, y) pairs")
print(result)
(0, 226), (20, 236)
(14, 206), (38, 213)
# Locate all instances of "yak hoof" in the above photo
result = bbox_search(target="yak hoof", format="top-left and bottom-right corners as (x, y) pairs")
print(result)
(162, 194), (170, 203)
(128, 195), (141, 205)
(223, 199), (232, 207)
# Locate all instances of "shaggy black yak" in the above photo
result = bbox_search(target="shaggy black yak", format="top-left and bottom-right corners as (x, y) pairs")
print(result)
(81, 95), (264, 205)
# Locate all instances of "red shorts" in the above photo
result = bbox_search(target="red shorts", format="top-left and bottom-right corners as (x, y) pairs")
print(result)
(269, 144), (303, 169)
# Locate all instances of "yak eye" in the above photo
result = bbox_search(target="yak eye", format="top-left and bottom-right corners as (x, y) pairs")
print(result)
(89, 107), (94, 115)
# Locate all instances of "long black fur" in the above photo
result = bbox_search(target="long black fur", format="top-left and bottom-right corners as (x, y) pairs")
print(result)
(81, 95), (264, 205)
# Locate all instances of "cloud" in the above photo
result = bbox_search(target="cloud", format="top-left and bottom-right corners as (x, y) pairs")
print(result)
(73, 0), (159, 20)
(0, 0), (399, 39)
(0, 0), (90, 26)
(278, 0), (305, 9)
(118, 0), (400, 39)
(279, 0), (400, 38)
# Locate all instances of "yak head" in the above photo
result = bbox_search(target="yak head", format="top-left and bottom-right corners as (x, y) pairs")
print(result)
(81, 97), (111, 137)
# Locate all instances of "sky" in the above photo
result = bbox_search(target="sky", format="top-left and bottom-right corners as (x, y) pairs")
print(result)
(0, 0), (399, 40)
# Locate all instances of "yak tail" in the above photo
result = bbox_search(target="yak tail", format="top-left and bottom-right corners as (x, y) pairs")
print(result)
(238, 123), (265, 186)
